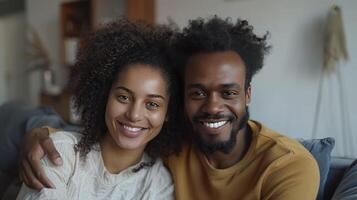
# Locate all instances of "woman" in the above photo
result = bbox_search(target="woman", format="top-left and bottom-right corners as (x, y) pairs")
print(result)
(17, 19), (180, 199)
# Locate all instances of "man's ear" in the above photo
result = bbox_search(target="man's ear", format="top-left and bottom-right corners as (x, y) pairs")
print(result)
(245, 85), (251, 105)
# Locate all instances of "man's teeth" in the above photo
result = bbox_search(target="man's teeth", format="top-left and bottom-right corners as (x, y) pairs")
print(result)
(123, 125), (142, 132)
(203, 121), (227, 129)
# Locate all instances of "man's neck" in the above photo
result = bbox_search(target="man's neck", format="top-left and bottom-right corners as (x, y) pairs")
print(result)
(205, 126), (252, 169)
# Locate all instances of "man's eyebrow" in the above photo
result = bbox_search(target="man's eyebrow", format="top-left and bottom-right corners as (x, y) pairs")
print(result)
(186, 83), (205, 89)
(186, 83), (241, 89)
(221, 83), (241, 89)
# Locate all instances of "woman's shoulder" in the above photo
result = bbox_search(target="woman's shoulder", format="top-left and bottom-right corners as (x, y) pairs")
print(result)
(145, 156), (172, 183)
(41, 131), (82, 168)
(49, 131), (82, 145)
(143, 157), (174, 198)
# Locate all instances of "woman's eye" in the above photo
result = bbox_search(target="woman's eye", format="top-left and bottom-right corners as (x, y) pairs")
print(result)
(146, 102), (160, 110)
(117, 95), (129, 103)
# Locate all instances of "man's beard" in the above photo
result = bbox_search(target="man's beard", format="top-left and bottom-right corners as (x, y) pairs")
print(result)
(191, 107), (250, 155)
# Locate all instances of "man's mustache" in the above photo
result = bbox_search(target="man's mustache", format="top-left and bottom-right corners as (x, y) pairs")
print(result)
(192, 113), (235, 123)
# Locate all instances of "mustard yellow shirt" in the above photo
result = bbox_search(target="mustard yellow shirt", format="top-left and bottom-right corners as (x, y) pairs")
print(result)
(166, 120), (320, 200)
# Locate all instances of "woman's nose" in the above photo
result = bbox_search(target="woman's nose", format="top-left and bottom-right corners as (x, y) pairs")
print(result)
(126, 103), (144, 122)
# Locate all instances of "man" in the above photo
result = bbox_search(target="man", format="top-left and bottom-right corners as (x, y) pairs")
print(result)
(19, 17), (319, 200)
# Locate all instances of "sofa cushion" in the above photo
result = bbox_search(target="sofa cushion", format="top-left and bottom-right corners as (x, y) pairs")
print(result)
(324, 157), (355, 199)
(331, 159), (357, 200)
(299, 137), (335, 200)
(0, 102), (80, 171)
(0, 102), (35, 171)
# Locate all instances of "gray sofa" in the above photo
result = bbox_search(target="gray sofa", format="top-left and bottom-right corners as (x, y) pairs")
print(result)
(325, 157), (355, 199)
(0, 102), (356, 199)
(0, 102), (80, 199)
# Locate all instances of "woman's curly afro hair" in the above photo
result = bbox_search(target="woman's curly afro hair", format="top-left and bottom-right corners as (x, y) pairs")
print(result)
(173, 16), (271, 89)
(71, 19), (181, 159)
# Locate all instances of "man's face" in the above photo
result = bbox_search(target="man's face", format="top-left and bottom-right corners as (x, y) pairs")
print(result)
(184, 51), (251, 154)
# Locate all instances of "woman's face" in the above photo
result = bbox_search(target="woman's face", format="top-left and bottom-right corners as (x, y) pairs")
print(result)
(105, 64), (170, 151)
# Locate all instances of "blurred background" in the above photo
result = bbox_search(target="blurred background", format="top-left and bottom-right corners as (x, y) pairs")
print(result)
(0, 0), (356, 157)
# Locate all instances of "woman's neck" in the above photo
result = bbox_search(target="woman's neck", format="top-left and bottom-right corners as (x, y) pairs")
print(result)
(100, 134), (145, 174)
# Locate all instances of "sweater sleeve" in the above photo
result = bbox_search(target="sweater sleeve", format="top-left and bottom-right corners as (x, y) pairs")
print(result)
(261, 152), (320, 200)
(16, 132), (79, 200)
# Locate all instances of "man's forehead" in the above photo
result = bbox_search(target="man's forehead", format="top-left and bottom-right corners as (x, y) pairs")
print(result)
(186, 51), (244, 66)
(184, 51), (246, 82)
(186, 82), (242, 90)
(185, 51), (245, 71)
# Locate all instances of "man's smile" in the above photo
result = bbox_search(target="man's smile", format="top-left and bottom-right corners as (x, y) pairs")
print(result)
(199, 120), (228, 129)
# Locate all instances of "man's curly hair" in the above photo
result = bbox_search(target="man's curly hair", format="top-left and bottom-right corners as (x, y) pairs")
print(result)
(70, 19), (181, 159)
(173, 16), (271, 89)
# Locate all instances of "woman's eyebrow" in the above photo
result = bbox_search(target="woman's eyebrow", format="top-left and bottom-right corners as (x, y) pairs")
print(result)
(115, 86), (165, 100)
(115, 86), (132, 94)
(147, 94), (166, 100)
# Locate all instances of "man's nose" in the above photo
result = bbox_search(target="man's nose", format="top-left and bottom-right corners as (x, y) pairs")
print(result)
(201, 93), (224, 115)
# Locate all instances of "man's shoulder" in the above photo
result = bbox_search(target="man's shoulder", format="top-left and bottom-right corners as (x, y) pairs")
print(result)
(247, 121), (319, 200)
(249, 120), (316, 167)
(165, 141), (194, 166)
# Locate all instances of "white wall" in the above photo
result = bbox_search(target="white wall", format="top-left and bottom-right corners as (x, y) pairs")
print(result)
(25, 0), (75, 105)
(156, 0), (357, 157)
(25, 0), (126, 106)
(0, 12), (26, 105)
(92, 0), (126, 27)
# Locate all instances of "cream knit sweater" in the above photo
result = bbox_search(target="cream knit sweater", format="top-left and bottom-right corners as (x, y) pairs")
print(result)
(16, 131), (174, 200)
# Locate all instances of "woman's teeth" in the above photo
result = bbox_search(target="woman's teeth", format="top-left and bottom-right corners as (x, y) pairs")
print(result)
(123, 125), (142, 132)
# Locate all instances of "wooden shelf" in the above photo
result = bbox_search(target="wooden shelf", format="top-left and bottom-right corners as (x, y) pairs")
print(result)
(127, 0), (155, 24)
(60, 0), (93, 66)
(60, 1), (92, 37)
(49, 0), (156, 122)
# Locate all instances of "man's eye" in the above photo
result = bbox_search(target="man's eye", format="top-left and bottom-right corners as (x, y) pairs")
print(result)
(117, 95), (129, 103)
(146, 102), (160, 110)
(190, 90), (206, 99)
(222, 91), (238, 98)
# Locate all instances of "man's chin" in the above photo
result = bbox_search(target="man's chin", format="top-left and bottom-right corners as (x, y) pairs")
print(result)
(192, 107), (250, 155)
(193, 124), (231, 138)
(197, 132), (231, 145)
(193, 134), (237, 155)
